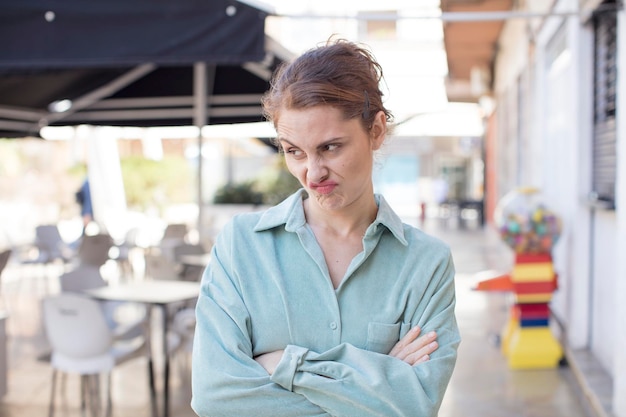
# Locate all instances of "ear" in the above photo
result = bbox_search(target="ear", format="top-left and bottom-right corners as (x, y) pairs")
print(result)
(370, 110), (387, 150)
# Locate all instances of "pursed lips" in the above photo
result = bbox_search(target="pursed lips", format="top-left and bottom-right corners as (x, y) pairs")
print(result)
(309, 181), (337, 195)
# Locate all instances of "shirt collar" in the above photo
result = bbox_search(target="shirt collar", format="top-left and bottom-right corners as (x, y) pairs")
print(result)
(253, 189), (408, 246)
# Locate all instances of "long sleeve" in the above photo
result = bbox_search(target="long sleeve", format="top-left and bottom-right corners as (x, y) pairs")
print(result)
(191, 192), (460, 417)
(191, 231), (330, 417)
(270, 253), (459, 417)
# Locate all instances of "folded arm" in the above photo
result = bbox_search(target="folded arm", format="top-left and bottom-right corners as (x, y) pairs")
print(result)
(191, 247), (330, 417)
(192, 227), (459, 417)
(265, 253), (459, 417)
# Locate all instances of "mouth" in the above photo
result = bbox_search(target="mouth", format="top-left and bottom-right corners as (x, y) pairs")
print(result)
(309, 181), (337, 195)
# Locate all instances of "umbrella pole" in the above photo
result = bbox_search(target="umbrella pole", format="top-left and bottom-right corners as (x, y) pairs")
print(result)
(193, 63), (216, 243)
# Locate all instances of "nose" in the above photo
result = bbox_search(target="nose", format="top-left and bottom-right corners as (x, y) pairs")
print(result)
(306, 156), (328, 183)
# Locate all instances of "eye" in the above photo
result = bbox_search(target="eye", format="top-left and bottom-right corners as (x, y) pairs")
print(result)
(324, 144), (339, 152)
(285, 148), (305, 159)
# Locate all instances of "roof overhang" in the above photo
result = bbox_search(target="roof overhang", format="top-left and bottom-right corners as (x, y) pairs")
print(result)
(440, 0), (513, 103)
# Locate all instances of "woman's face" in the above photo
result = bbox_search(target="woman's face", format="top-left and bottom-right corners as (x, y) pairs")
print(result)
(276, 105), (386, 212)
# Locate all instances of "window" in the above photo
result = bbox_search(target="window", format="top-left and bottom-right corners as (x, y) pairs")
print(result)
(591, 1), (618, 209)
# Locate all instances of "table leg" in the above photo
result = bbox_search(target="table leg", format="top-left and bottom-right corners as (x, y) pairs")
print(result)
(146, 307), (158, 417)
(148, 356), (157, 417)
(161, 304), (170, 417)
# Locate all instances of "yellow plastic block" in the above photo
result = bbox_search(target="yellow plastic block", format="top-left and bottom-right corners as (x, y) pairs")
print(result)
(514, 292), (553, 303)
(511, 263), (554, 282)
(507, 327), (563, 369)
(501, 315), (518, 356)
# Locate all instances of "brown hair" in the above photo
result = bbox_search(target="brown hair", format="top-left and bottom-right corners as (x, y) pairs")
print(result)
(262, 39), (393, 133)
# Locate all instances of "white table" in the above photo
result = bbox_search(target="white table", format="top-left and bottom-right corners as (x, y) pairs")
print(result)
(178, 253), (211, 268)
(85, 280), (200, 417)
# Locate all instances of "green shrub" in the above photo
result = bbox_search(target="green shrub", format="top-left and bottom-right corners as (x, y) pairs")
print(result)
(213, 158), (302, 205)
(213, 181), (263, 205)
(120, 156), (193, 210)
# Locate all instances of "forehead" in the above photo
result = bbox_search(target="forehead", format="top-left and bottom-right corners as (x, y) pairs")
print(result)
(276, 106), (362, 142)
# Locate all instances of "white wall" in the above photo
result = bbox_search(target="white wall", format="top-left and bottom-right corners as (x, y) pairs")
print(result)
(533, 5), (598, 354)
(612, 8), (626, 416)
(566, 4), (595, 351)
(590, 213), (618, 372)
(538, 21), (578, 329)
(534, 3), (625, 416)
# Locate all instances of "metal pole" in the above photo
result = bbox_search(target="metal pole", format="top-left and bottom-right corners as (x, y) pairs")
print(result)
(193, 63), (207, 241)
(193, 63), (215, 242)
(271, 5), (621, 22)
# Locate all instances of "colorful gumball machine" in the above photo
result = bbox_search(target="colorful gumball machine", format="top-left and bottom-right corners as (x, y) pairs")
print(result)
(475, 187), (563, 369)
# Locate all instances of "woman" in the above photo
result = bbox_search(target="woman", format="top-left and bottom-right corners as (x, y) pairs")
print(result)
(191, 39), (460, 417)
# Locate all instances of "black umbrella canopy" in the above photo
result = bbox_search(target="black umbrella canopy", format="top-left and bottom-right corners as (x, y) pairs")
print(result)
(0, 0), (291, 137)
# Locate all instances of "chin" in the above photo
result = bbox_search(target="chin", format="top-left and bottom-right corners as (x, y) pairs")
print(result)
(313, 193), (346, 210)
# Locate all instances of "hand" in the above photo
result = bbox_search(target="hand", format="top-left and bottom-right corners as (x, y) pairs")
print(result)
(254, 350), (285, 375)
(389, 326), (438, 366)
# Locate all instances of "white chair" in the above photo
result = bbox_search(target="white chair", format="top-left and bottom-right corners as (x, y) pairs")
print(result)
(42, 293), (149, 417)
(59, 265), (147, 340)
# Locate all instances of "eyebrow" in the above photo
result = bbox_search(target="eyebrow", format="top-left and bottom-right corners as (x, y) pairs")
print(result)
(278, 136), (345, 151)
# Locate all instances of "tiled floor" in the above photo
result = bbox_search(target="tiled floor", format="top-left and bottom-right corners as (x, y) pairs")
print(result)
(430, 223), (593, 417)
(0, 219), (595, 417)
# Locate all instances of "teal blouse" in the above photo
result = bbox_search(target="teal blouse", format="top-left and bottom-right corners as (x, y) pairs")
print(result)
(191, 189), (460, 417)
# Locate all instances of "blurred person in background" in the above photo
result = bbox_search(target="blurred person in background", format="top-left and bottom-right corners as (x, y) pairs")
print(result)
(75, 178), (93, 235)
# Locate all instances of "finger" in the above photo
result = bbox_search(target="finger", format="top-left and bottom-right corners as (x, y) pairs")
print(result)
(389, 326), (421, 357)
(405, 340), (438, 366)
(394, 331), (437, 362)
(414, 353), (430, 365)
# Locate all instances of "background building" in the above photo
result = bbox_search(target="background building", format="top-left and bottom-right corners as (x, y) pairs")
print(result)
(265, 0), (486, 224)
(441, 0), (625, 415)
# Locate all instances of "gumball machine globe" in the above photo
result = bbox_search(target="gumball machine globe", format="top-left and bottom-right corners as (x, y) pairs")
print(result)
(494, 188), (561, 254)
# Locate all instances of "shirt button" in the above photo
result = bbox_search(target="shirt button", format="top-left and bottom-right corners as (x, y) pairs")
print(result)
(330, 322), (338, 330)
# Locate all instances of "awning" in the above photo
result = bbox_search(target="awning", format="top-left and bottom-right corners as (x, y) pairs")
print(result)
(0, 0), (292, 137)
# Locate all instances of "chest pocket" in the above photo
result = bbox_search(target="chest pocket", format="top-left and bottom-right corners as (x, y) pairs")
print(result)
(365, 322), (411, 354)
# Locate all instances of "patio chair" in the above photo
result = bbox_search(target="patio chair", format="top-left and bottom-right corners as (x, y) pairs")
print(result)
(58, 265), (147, 341)
(0, 249), (10, 274)
(111, 227), (142, 280)
(144, 252), (179, 281)
(77, 233), (114, 268)
(173, 243), (207, 282)
(22, 225), (73, 265)
(170, 307), (196, 374)
(156, 223), (189, 263)
(161, 223), (188, 242)
(0, 249), (12, 301)
(0, 248), (10, 274)
(42, 293), (149, 417)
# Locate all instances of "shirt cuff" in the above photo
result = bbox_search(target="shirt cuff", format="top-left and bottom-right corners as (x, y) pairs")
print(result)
(270, 345), (309, 391)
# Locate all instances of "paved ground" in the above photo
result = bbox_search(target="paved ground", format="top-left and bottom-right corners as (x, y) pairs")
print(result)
(427, 220), (594, 417)
(0, 217), (594, 417)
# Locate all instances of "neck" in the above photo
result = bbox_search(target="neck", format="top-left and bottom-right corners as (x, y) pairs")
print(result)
(304, 194), (378, 238)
